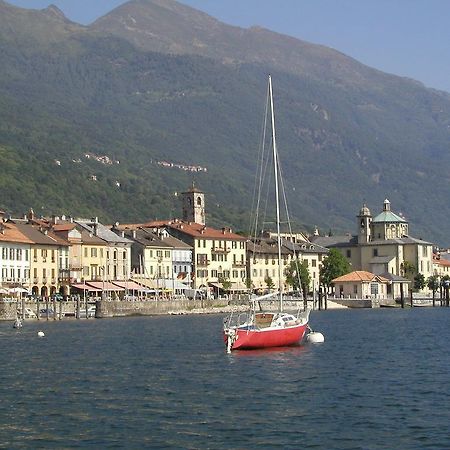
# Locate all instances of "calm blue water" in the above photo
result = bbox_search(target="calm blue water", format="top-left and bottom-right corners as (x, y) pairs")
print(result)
(1, 308), (450, 449)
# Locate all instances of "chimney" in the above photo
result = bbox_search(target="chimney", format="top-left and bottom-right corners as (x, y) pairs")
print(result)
(132, 230), (137, 239)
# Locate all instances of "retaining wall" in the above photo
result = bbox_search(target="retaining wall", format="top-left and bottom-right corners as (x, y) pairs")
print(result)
(95, 298), (231, 318)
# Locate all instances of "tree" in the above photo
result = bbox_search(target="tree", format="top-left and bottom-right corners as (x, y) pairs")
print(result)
(427, 275), (439, 305)
(285, 259), (311, 298)
(427, 275), (439, 294)
(400, 261), (416, 281)
(319, 249), (351, 289)
(265, 276), (275, 291)
(218, 275), (231, 292)
(413, 273), (425, 291)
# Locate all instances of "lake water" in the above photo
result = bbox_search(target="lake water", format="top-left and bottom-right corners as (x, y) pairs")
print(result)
(1, 308), (449, 449)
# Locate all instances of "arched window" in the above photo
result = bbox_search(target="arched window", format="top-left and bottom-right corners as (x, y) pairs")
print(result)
(197, 196), (202, 206)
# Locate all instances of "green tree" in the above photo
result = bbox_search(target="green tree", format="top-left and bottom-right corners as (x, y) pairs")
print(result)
(401, 261), (416, 281)
(427, 275), (439, 304)
(427, 275), (439, 294)
(285, 259), (311, 298)
(265, 276), (275, 291)
(413, 273), (425, 291)
(218, 276), (231, 292)
(319, 249), (351, 289)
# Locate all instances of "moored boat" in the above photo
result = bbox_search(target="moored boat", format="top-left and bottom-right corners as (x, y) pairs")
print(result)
(223, 75), (311, 352)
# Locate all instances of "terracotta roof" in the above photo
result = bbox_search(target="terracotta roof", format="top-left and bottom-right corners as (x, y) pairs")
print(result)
(167, 221), (246, 240)
(13, 223), (69, 246)
(433, 255), (450, 267)
(0, 223), (34, 244)
(52, 223), (76, 232)
(332, 271), (389, 283)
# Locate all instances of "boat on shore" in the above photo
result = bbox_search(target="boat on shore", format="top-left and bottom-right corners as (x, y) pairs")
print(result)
(223, 76), (311, 352)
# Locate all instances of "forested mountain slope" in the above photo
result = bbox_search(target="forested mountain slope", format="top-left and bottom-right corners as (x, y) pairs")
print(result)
(1, 0), (450, 244)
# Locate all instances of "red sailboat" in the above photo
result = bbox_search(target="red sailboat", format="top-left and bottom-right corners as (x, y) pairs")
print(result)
(223, 76), (310, 352)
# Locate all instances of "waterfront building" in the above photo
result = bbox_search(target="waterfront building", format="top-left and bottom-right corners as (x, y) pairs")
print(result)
(13, 222), (70, 297)
(311, 199), (433, 294)
(75, 218), (132, 282)
(0, 220), (32, 293)
(247, 237), (291, 292)
(432, 253), (450, 278)
(331, 271), (390, 299)
(166, 220), (247, 293)
(281, 239), (329, 291)
(115, 226), (193, 292)
(247, 236), (328, 293)
(51, 221), (108, 285)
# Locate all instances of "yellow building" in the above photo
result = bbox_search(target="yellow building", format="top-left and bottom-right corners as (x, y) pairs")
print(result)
(311, 199), (433, 295)
(167, 221), (247, 293)
(14, 222), (69, 297)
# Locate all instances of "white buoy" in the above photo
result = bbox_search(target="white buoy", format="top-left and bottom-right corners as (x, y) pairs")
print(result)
(37, 331), (45, 338)
(307, 331), (325, 343)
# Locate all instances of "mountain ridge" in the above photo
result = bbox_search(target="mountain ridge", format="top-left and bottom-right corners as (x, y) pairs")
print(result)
(1, 0), (450, 245)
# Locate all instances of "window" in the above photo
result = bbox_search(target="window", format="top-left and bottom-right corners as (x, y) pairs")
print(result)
(84, 247), (88, 258)
(312, 259), (317, 267)
(211, 270), (218, 277)
(353, 285), (358, 294)
(165, 251), (170, 258)
(1, 248), (6, 259)
(16, 249), (22, 260)
(232, 241), (237, 249)
(370, 283), (378, 295)
(423, 246), (428, 257)
(346, 250), (351, 258)
(373, 248), (378, 257)
(10, 248), (14, 260)
(91, 248), (97, 258)
(156, 250), (162, 258)
(51, 249), (55, 263)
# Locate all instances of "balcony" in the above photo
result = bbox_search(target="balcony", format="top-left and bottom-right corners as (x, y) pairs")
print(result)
(196, 260), (210, 267)
(212, 247), (229, 253)
(232, 262), (246, 268)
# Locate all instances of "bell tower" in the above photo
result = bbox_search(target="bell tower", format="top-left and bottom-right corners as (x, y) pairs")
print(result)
(357, 203), (372, 244)
(182, 183), (205, 225)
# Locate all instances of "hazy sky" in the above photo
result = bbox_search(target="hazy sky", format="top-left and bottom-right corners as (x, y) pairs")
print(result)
(6, 0), (450, 93)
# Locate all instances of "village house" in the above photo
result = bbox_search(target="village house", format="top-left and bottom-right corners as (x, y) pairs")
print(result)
(331, 271), (390, 299)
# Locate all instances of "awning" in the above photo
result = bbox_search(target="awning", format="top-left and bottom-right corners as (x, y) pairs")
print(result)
(85, 281), (125, 292)
(157, 279), (190, 291)
(131, 277), (158, 289)
(71, 283), (102, 292)
(111, 280), (151, 292)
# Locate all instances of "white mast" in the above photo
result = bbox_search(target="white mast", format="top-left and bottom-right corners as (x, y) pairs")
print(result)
(268, 75), (284, 312)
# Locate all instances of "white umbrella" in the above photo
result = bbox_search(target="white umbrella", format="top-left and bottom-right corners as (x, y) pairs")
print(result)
(8, 287), (29, 294)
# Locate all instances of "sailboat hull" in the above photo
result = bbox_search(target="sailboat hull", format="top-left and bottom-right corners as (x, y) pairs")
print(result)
(224, 322), (308, 350)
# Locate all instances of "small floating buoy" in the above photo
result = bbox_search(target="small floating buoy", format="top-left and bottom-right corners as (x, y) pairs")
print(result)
(307, 331), (325, 343)
(37, 331), (45, 338)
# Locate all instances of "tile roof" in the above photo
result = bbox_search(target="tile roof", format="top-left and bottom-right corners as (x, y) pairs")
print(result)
(13, 223), (69, 246)
(167, 221), (246, 241)
(0, 222), (33, 244)
(332, 271), (389, 283)
(247, 238), (291, 256)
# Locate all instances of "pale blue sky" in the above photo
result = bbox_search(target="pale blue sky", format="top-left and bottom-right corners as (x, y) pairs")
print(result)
(6, 0), (450, 92)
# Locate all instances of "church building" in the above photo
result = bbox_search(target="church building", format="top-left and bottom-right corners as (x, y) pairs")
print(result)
(311, 199), (433, 296)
